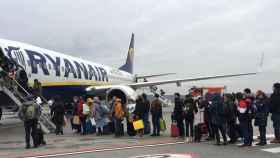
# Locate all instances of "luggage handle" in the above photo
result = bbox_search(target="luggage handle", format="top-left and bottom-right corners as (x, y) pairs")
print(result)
(199, 110), (204, 123)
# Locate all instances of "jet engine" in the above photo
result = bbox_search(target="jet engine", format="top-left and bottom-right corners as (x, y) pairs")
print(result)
(106, 85), (137, 105)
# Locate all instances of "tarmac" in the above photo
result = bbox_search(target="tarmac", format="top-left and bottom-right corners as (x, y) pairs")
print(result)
(0, 108), (279, 158)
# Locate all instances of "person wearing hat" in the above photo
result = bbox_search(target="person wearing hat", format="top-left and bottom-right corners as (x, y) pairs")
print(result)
(270, 83), (280, 143)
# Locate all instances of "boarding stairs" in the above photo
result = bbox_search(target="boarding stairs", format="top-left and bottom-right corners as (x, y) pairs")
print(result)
(0, 70), (56, 133)
(149, 86), (171, 107)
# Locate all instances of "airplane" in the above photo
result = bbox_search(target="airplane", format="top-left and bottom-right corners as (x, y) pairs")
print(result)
(0, 33), (258, 108)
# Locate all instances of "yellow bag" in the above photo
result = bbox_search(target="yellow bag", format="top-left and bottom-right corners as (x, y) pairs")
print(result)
(133, 119), (144, 130)
(73, 115), (80, 125)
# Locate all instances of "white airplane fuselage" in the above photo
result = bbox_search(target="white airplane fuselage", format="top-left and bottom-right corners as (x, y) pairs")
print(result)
(0, 39), (135, 101)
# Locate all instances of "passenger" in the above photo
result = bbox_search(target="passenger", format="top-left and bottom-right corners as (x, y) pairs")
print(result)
(0, 107), (2, 123)
(33, 79), (42, 98)
(81, 98), (93, 135)
(183, 94), (198, 142)
(236, 92), (252, 147)
(173, 93), (185, 139)
(134, 95), (145, 136)
(210, 93), (227, 145)
(244, 88), (255, 146)
(18, 97), (40, 149)
(269, 83), (280, 143)
(142, 93), (151, 135)
(224, 93), (238, 144)
(113, 98), (125, 137)
(198, 94), (214, 140)
(254, 90), (269, 146)
(51, 96), (65, 135)
(93, 96), (109, 136)
(72, 96), (81, 133)
(150, 94), (162, 136)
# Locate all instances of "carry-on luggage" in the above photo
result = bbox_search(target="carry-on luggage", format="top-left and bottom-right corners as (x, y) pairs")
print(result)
(171, 121), (179, 137)
(194, 111), (208, 142)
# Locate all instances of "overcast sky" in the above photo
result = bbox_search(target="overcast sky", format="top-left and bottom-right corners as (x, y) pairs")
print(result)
(0, 0), (279, 94)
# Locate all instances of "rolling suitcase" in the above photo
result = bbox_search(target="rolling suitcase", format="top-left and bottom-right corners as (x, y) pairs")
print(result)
(171, 122), (179, 137)
(194, 111), (208, 142)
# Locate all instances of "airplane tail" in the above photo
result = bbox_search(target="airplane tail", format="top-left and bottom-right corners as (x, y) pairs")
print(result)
(119, 33), (134, 74)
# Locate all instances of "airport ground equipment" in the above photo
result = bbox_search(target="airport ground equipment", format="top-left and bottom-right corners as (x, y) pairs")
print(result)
(0, 70), (55, 133)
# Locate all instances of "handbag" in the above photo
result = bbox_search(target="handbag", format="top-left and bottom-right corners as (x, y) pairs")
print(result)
(160, 118), (167, 131)
(83, 104), (90, 115)
(73, 115), (80, 125)
(133, 119), (144, 130)
(90, 117), (96, 126)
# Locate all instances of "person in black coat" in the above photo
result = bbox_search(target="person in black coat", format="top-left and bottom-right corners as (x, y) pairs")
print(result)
(254, 90), (269, 146)
(173, 93), (185, 139)
(210, 93), (227, 145)
(51, 96), (65, 135)
(224, 93), (238, 144)
(270, 83), (280, 143)
(184, 94), (198, 142)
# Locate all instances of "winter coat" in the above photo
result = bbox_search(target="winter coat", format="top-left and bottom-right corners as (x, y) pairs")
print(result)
(173, 97), (184, 120)
(224, 100), (237, 122)
(270, 92), (280, 114)
(151, 99), (162, 118)
(254, 98), (269, 127)
(184, 98), (198, 120)
(114, 99), (124, 120)
(134, 99), (145, 118)
(209, 94), (226, 125)
(51, 102), (65, 126)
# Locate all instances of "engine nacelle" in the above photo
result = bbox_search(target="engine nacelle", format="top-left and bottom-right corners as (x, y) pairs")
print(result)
(106, 85), (137, 105)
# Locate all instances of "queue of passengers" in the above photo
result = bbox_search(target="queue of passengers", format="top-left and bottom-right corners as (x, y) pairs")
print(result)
(170, 83), (280, 147)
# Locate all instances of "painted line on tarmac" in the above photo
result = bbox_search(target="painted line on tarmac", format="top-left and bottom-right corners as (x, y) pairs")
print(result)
(15, 141), (186, 158)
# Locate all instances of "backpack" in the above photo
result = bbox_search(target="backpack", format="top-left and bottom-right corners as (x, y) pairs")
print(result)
(25, 104), (36, 120)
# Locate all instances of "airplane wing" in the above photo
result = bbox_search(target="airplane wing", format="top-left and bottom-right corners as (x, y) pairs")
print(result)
(86, 72), (257, 92)
(128, 72), (257, 89)
(136, 73), (176, 79)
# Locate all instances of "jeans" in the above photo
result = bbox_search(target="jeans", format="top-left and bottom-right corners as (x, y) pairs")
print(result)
(240, 118), (253, 145)
(213, 124), (227, 144)
(272, 114), (280, 140)
(142, 113), (150, 134)
(114, 118), (123, 137)
(176, 118), (185, 137)
(228, 121), (237, 142)
(185, 118), (194, 137)
(152, 115), (160, 135)
(81, 117), (87, 135)
(24, 119), (38, 147)
(259, 126), (267, 143)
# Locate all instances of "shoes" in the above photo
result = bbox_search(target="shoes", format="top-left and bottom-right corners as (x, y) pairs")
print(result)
(150, 134), (156, 137)
(223, 142), (228, 145)
(215, 143), (221, 146)
(25, 145), (31, 149)
(239, 144), (250, 148)
(271, 139), (280, 144)
(156, 134), (160, 136)
(256, 142), (267, 146)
